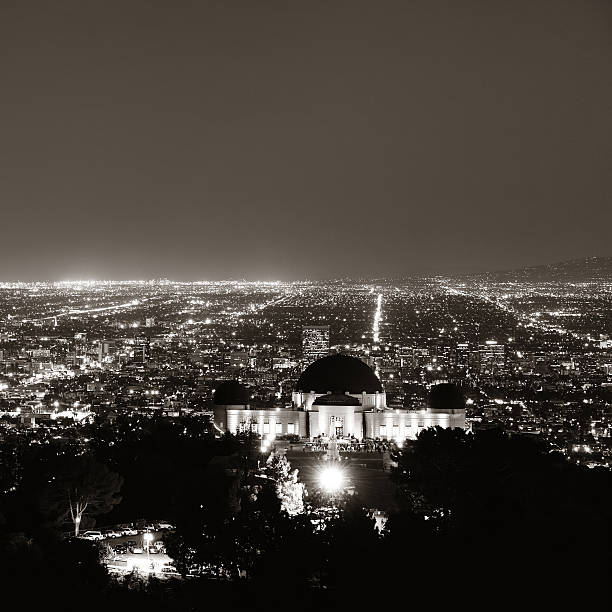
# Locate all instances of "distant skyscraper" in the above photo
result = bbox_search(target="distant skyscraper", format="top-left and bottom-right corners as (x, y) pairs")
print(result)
(454, 342), (471, 372)
(131, 338), (150, 364)
(97, 340), (115, 362)
(302, 325), (330, 362)
(478, 340), (506, 374)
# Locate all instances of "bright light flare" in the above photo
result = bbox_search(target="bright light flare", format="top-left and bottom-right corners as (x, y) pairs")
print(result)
(319, 465), (345, 493)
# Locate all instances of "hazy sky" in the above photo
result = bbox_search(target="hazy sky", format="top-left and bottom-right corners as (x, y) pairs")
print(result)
(1, 0), (610, 280)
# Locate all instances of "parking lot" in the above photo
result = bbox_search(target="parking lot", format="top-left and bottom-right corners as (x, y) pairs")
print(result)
(106, 533), (174, 575)
(82, 527), (178, 577)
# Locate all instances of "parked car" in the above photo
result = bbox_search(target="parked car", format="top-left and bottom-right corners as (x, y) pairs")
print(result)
(104, 529), (122, 539)
(122, 528), (138, 536)
(125, 540), (138, 551)
(131, 547), (144, 554)
(81, 531), (104, 541)
(114, 544), (127, 555)
(157, 522), (174, 530)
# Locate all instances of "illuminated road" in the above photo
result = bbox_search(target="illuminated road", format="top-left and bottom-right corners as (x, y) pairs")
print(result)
(24, 299), (143, 323)
(372, 293), (382, 344)
(440, 282), (588, 342)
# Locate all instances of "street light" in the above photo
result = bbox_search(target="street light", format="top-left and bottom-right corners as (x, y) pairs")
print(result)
(143, 532), (153, 571)
(318, 465), (345, 493)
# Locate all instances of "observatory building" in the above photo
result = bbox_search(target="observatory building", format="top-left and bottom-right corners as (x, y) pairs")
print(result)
(213, 354), (465, 440)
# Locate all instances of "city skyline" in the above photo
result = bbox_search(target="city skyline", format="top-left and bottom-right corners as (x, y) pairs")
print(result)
(0, 254), (610, 283)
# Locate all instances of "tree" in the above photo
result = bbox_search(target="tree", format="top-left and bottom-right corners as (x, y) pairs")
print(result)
(43, 455), (123, 536)
(390, 427), (612, 607)
(164, 530), (197, 577)
(264, 453), (306, 516)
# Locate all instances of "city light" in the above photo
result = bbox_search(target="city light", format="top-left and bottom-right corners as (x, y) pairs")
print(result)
(318, 465), (345, 493)
(372, 293), (383, 344)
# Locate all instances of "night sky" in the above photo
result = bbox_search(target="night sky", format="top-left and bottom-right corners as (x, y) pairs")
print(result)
(1, 0), (610, 281)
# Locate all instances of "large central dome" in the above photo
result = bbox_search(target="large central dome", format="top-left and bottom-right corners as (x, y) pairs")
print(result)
(428, 383), (466, 410)
(296, 354), (383, 394)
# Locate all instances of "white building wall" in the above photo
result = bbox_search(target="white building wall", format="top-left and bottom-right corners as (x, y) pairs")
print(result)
(307, 405), (363, 439)
(364, 409), (465, 440)
(214, 404), (247, 431)
(218, 405), (464, 441)
(223, 408), (307, 437)
(292, 391), (386, 411)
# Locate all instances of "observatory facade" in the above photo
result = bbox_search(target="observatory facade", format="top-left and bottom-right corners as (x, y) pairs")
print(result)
(214, 354), (465, 439)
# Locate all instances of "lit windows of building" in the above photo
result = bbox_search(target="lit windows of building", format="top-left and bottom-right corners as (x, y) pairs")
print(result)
(478, 340), (506, 375)
(302, 325), (330, 363)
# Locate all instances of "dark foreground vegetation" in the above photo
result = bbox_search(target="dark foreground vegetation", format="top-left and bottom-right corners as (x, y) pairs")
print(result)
(0, 417), (609, 610)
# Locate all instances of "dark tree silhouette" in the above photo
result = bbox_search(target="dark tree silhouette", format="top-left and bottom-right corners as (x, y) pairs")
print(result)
(390, 427), (612, 608)
(42, 455), (123, 536)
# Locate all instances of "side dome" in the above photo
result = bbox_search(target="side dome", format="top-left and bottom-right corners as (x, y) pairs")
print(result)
(296, 354), (382, 394)
(214, 380), (250, 405)
(428, 383), (466, 410)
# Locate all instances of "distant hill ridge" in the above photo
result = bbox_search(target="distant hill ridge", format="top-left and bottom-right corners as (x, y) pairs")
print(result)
(466, 256), (612, 282)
